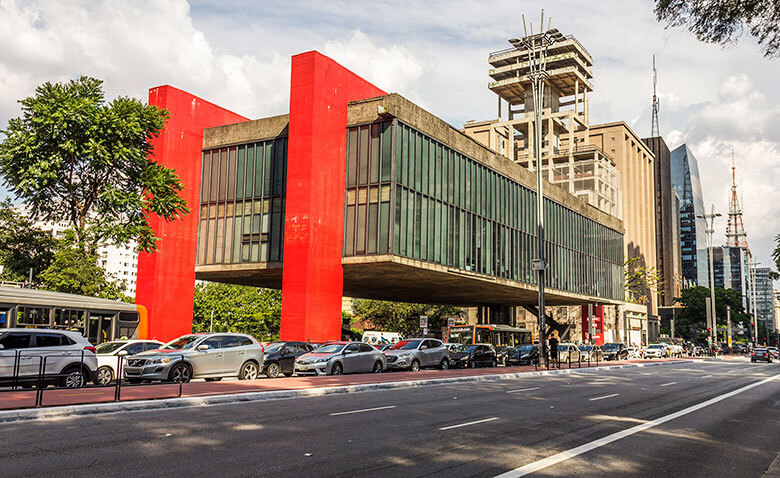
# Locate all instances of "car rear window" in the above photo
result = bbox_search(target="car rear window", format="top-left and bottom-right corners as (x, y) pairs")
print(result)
(0, 333), (32, 349)
(34, 333), (66, 347)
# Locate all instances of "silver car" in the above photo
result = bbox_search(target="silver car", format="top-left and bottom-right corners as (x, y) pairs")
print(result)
(122, 333), (264, 383)
(383, 338), (450, 371)
(294, 341), (385, 376)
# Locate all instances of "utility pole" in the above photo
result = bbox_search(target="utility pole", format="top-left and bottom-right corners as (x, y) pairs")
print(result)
(518, 11), (555, 368)
(697, 204), (720, 349)
(726, 305), (732, 349)
(210, 309), (214, 333)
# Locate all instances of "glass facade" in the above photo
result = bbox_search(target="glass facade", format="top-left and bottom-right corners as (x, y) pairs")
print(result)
(670, 144), (707, 283)
(344, 120), (624, 300)
(197, 138), (287, 266)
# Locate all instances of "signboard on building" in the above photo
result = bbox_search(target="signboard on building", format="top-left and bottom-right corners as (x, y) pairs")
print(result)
(581, 305), (605, 345)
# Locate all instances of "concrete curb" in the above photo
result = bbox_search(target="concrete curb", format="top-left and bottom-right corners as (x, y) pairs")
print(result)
(0, 360), (692, 423)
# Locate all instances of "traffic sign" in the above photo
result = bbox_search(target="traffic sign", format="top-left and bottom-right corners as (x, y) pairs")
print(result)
(447, 317), (455, 328)
(419, 315), (428, 328)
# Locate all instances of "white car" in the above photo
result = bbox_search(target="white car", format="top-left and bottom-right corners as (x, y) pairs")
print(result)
(627, 347), (643, 359)
(0, 328), (98, 387)
(95, 339), (164, 385)
(644, 344), (666, 359)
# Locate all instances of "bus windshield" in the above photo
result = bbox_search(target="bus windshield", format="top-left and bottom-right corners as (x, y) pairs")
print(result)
(448, 328), (474, 345)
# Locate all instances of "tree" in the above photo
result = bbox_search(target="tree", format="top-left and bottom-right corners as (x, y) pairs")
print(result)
(0, 76), (188, 253)
(772, 234), (780, 274)
(38, 236), (131, 302)
(352, 299), (462, 337)
(0, 200), (57, 282)
(625, 256), (663, 305)
(674, 286), (750, 342)
(192, 282), (282, 341)
(655, 0), (780, 58)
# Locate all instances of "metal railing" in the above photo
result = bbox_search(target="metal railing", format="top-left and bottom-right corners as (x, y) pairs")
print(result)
(0, 352), (184, 410)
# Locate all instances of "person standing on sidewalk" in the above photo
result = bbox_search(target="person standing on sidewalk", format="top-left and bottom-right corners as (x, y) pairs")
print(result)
(549, 335), (559, 367)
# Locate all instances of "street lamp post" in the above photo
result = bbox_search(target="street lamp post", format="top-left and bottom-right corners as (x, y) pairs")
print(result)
(697, 205), (720, 350)
(516, 12), (555, 368)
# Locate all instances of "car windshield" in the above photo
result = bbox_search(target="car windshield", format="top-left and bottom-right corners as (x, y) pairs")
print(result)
(602, 343), (620, 350)
(313, 344), (345, 354)
(579, 345), (593, 351)
(466, 345), (480, 353)
(95, 342), (126, 354)
(163, 336), (202, 350)
(517, 345), (535, 352)
(557, 345), (569, 351)
(391, 340), (421, 350)
(448, 344), (467, 353)
(648, 345), (663, 349)
(264, 343), (284, 354)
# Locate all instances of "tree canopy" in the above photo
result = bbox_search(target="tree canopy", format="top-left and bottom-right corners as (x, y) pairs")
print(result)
(193, 282), (282, 341)
(674, 286), (750, 342)
(0, 200), (57, 282)
(352, 299), (462, 337)
(655, 0), (780, 58)
(0, 76), (188, 253)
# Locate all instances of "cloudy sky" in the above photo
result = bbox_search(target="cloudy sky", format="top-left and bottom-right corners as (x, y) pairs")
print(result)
(2, 0), (780, 275)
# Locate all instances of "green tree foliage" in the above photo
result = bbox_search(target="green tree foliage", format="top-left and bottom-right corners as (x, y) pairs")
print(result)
(193, 282), (282, 341)
(352, 299), (462, 337)
(624, 256), (663, 305)
(772, 234), (780, 274)
(39, 235), (131, 302)
(0, 200), (57, 282)
(674, 286), (750, 342)
(0, 76), (188, 253)
(655, 0), (780, 58)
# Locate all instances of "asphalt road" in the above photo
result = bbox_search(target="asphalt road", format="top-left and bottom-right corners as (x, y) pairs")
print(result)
(3, 360), (779, 477)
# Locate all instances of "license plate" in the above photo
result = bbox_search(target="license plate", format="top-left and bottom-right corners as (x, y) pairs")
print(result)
(297, 364), (311, 370)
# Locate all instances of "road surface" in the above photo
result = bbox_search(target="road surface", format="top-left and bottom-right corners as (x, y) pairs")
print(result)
(3, 359), (778, 477)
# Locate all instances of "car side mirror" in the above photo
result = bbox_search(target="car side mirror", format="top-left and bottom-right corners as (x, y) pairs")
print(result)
(420, 345), (428, 350)
(0, 344), (4, 350)
(197, 344), (209, 351)
(117, 350), (129, 356)
(343, 349), (351, 355)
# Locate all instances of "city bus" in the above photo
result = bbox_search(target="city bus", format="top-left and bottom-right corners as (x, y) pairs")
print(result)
(446, 324), (532, 347)
(0, 285), (145, 344)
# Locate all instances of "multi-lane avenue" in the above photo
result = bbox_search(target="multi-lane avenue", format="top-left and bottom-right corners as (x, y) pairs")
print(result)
(2, 359), (779, 477)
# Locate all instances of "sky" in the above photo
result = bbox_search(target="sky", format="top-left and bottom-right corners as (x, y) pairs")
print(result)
(2, 0), (780, 275)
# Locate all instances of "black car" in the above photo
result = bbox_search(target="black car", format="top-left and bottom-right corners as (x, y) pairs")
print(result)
(601, 343), (628, 361)
(506, 345), (539, 366)
(262, 341), (316, 377)
(446, 343), (470, 368)
(464, 344), (497, 368)
(495, 346), (511, 365)
(752, 348), (773, 363)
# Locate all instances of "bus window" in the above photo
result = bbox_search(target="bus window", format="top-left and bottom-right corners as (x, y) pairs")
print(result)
(476, 327), (492, 344)
(17, 307), (50, 326)
(448, 327), (474, 345)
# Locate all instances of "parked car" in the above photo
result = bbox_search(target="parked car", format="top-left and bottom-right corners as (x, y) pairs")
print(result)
(556, 343), (581, 363)
(626, 347), (643, 359)
(578, 344), (603, 362)
(766, 347), (780, 360)
(294, 342), (386, 376)
(644, 343), (667, 359)
(384, 339), (449, 371)
(601, 342), (628, 361)
(751, 348), (773, 363)
(122, 333), (264, 383)
(495, 346), (511, 365)
(95, 339), (164, 385)
(464, 343), (498, 368)
(506, 344), (539, 366)
(362, 331), (401, 347)
(446, 343), (470, 368)
(0, 328), (97, 388)
(261, 341), (316, 378)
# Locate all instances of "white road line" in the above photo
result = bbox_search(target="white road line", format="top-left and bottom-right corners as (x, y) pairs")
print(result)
(640, 372), (656, 376)
(506, 387), (540, 394)
(660, 382), (677, 387)
(589, 393), (619, 401)
(329, 405), (396, 416)
(439, 417), (499, 430)
(701, 375), (713, 379)
(493, 372), (780, 478)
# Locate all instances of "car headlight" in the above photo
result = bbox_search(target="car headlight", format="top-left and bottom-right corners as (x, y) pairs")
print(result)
(399, 352), (411, 357)
(520, 354), (529, 358)
(148, 357), (173, 364)
(315, 357), (329, 363)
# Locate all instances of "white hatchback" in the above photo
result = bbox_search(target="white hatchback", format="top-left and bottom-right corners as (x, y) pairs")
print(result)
(95, 339), (164, 385)
(0, 328), (98, 388)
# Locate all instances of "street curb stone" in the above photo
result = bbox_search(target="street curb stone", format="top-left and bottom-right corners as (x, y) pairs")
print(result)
(0, 360), (692, 423)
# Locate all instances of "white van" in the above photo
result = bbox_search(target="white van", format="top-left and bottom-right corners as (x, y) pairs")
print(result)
(362, 331), (401, 347)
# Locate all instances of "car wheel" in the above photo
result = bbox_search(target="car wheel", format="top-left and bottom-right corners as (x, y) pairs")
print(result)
(239, 361), (259, 380)
(330, 362), (343, 376)
(410, 360), (421, 372)
(265, 362), (281, 378)
(204, 377), (222, 382)
(96, 366), (114, 386)
(60, 365), (86, 388)
(168, 364), (191, 383)
(439, 358), (449, 370)
(372, 361), (383, 373)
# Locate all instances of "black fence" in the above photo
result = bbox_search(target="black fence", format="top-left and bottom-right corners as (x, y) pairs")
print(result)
(0, 351), (184, 410)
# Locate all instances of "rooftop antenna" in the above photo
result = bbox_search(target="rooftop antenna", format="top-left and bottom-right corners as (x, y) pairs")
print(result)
(651, 54), (660, 137)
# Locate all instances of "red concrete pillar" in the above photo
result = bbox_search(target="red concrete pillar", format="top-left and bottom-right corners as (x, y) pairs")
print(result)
(281, 52), (385, 342)
(136, 85), (247, 341)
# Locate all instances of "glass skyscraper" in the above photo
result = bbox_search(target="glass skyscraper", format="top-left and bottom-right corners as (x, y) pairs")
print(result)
(670, 144), (708, 285)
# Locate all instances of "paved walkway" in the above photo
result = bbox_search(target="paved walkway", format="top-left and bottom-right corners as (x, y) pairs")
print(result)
(0, 358), (696, 411)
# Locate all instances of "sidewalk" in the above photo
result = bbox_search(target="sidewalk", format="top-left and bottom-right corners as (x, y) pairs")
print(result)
(0, 358), (694, 423)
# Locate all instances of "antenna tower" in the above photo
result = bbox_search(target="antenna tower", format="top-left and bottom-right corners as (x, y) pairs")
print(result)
(725, 147), (749, 250)
(651, 54), (660, 137)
